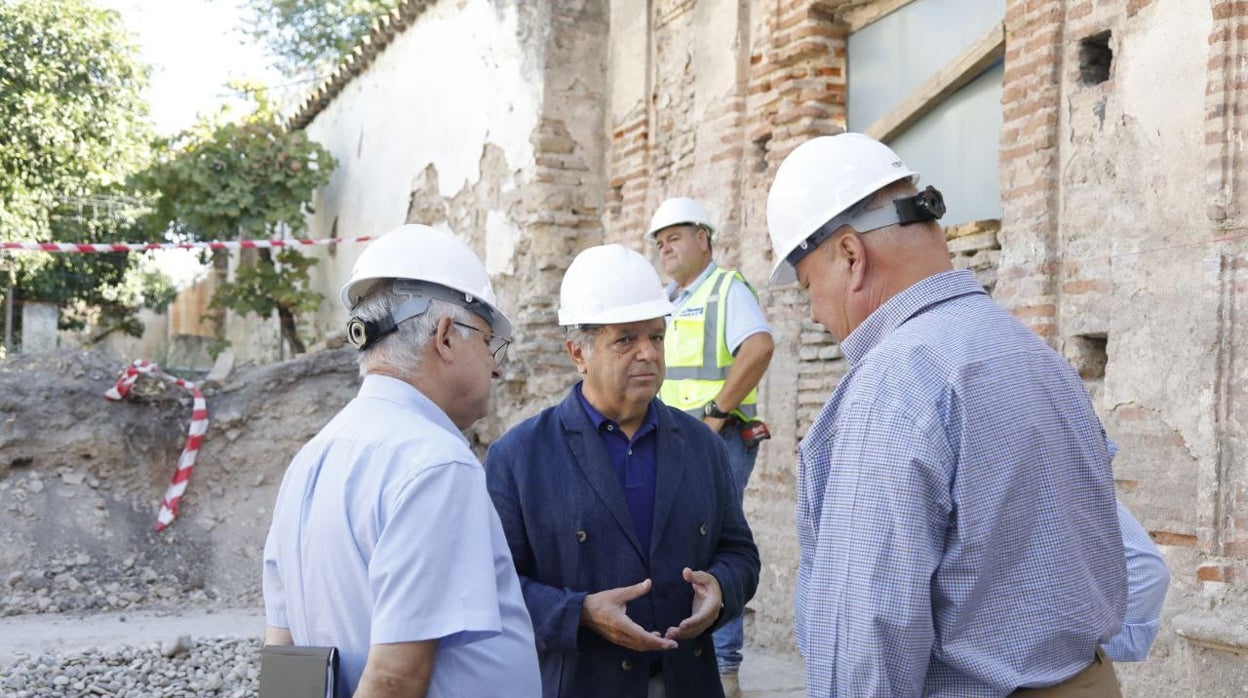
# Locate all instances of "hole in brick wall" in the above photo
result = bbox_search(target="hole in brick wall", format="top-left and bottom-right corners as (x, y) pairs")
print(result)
(753, 134), (771, 173)
(1068, 332), (1108, 380)
(1079, 31), (1113, 85)
(608, 184), (623, 216)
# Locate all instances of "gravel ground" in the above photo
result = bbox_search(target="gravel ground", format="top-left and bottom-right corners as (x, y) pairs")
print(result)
(0, 606), (807, 697)
(0, 609), (265, 697)
(1, 637), (260, 698)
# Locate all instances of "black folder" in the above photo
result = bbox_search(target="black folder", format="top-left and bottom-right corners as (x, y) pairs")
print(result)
(259, 644), (339, 698)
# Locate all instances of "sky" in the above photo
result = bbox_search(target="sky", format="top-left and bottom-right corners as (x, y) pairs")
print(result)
(98, 0), (282, 136)
(97, 0), (285, 286)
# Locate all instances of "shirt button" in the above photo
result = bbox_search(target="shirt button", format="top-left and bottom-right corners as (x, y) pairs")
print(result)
(575, 530), (588, 543)
(607, 424), (614, 431)
(699, 523), (708, 536)
(627, 449), (633, 455)
(621, 659), (633, 671)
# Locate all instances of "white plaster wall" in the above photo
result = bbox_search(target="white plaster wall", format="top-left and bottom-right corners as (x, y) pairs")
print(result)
(608, 0), (648, 124)
(288, 0), (542, 347)
(1063, 2), (1213, 533)
(691, 0), (740, 124)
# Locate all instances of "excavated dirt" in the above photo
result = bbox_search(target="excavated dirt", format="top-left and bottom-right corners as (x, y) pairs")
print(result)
(0, 348), (360, 618)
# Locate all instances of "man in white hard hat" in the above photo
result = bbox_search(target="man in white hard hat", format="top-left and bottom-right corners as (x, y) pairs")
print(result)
(766, 133), (1127, 697)
(262, 224), (541, 697)
(646, 196), (774, 681)
(485, 244), (759, 698)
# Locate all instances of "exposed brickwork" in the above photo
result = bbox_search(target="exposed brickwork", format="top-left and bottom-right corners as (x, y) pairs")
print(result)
(604, 104), (650, 243)
(997, 0), (1064, 341)
(946, 219), (1002, 293)
(1206, 1), (1248, 229)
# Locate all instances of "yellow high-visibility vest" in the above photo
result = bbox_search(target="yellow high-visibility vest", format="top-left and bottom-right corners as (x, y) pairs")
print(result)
(660, 267), (759, 419)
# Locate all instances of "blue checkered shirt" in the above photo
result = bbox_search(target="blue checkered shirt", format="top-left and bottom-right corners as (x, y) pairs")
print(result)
(795, 270), (1127, 697)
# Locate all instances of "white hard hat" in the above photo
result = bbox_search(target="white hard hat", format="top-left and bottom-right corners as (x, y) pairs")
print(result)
(647, 197), (716, 240)
(340, 224), (512, 337)
(558, 244), (675, 326)
(766, 133), (918, 285)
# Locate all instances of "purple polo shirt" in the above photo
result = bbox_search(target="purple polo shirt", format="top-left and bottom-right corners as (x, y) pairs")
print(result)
(576, 383), (660, 555)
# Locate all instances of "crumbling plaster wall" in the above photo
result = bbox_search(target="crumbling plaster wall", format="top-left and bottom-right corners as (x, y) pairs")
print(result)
(234, 0), (612, 441)
(1002, 0), (1248, 690)
(299, 0), (540, 326)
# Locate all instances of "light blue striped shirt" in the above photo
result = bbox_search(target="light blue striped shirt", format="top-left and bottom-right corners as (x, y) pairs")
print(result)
(795, 270), (1127, 697)
(1102, 500), (1169, 661)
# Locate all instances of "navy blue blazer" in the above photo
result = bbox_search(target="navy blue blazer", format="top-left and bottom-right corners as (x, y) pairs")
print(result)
(485, 385), (760, 698)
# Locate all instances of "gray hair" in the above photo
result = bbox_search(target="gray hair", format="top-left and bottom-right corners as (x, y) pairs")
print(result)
(564, 325), (600, 360)
(354, 280), (476, 378)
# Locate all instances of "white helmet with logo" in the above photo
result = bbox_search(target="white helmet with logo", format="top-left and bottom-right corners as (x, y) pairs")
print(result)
(340, 224), (512, 338)
(558, 244), (675, 326)
(766, 133), (918, 285)
(647, 197), (716, 240)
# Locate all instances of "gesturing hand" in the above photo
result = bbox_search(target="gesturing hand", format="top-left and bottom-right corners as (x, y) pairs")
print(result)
(581, 579), (679, 652)
(663, 568), (723, 641)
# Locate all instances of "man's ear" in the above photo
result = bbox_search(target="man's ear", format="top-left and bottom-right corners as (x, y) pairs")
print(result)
(432, 316), (457, 362)
(566, 338), (588, 375)
(838, 233), (868, 292)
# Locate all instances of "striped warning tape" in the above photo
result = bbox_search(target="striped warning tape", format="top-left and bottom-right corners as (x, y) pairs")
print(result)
(104, 360), (209, 531)
(2, 236), (371, 253)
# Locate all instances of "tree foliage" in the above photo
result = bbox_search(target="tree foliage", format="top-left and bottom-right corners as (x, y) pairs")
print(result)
(238, 0), (402, 78)
(0, 0), (172, 342)
(140, 91), (337, 355)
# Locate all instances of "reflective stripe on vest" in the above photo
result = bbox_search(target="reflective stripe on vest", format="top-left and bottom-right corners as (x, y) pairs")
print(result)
(661, 267), (759, 419)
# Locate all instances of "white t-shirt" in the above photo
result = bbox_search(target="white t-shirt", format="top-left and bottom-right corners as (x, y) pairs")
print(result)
(263, 374), (540, 697)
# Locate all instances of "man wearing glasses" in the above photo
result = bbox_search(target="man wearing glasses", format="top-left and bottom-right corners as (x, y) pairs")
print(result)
(262, 224), (540, 697)
(485, 244), (759, 698)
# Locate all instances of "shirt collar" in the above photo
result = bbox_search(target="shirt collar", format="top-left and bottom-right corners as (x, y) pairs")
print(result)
(575, 382), (659, 436)
(358, 373), (468, 445)
(840, 269), (986, 366)
(666, 261), (718, 302)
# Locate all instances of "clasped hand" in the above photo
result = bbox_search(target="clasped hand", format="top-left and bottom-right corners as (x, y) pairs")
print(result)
(580, 568), (723, 652)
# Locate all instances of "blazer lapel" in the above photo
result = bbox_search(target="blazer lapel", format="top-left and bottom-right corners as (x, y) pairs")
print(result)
(557, 388), (646, 561)
(649, 403), (688, 556)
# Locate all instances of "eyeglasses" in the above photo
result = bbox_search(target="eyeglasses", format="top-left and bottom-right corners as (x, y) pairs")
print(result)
(452, 321), (512, 362)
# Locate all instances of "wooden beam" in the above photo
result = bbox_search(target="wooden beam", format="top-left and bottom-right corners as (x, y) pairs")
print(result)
(864, 20), (1005, 143)
(843, 0), (919, 32)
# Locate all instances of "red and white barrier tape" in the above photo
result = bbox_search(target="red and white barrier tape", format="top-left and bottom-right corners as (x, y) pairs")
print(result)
(2, 235), (372, 254)
(104, 360), (209, 531)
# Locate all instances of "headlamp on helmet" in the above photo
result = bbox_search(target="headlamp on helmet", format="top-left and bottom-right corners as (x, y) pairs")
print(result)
(345, 279), (496, 351)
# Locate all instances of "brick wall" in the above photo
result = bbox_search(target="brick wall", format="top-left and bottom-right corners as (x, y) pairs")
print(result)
(1205, 0), (1248, 589)
(997, 0), (1063, 342)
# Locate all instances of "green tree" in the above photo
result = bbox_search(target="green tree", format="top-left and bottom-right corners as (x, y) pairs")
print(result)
(140, 90), (336, 355)
(0, 0), (170, 344)
(238, 0), (402, 79)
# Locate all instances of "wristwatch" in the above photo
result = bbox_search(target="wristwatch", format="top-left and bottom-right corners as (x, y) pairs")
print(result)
(703, 401), (731, 419)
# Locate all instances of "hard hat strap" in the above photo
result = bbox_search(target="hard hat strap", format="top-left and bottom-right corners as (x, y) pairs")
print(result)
(785, 186), (945, 270)
(346, 280), (495, 350)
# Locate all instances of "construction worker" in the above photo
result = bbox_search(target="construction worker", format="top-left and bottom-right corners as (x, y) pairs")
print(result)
(262, 224), (540, 697)
(646, 197), (774, 682)
(485, 244), (759, 698)
(767, 133), (1126, 696)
